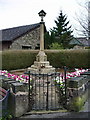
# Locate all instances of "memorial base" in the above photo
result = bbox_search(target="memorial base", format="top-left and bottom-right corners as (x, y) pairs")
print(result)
(27, 51), (55, 74)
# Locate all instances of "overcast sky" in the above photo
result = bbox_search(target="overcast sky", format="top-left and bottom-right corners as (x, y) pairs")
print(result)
(0, 0), (89, 37)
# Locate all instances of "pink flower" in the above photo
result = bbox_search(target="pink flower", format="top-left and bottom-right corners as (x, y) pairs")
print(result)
(66, 76), (70, 79)
(1, 68), (89, 83)
(25, 76), (29, 80)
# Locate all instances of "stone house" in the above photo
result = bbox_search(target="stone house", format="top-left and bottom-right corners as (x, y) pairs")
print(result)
(0, 23), (46, 50)
(69, 37), (90, 49)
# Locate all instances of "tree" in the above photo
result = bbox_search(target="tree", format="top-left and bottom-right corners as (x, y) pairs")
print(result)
(49, 42), (63, 49)
(75, 0), (90, 38)
(44, 31), (56, 49)
(51, 10), (74, 48)
(44, 32), (51, 49)
(88, 1), (90, 39)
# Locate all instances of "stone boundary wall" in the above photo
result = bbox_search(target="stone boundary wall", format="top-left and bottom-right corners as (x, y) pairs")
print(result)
(67, 74), (89, 111)
(2, 76), (29, 117)
(1, 73), (90, 117)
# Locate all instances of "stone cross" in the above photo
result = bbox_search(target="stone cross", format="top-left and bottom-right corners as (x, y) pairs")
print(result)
(28, 10), (55, 73)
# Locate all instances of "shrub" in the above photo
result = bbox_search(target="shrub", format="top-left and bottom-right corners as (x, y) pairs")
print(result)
(2, 50), (37, 70)
(47, 49), (90, 69)
(49, 42), (63, 49)
(85, 46), (90, 49)
(1, 49), (90, 70)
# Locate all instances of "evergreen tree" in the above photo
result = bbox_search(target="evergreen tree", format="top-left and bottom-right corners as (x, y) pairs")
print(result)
(44, 32), (50, 49)
(51, 10), (73, 48)
(44, 31), (56, 49)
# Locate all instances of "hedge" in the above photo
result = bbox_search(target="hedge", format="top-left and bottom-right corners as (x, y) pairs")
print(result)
(1, 50), (37, 70)
(46, 49), (90, 69)
(1, 49), (90, 70)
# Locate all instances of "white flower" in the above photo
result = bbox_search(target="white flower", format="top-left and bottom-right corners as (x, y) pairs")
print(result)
(75, 68), (79, 71)
(16, 78), (19, 81)
(4, 74), (8, 77)
(56, 76), (59, 81)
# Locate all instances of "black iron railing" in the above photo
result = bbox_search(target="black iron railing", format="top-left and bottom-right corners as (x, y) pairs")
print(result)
(25, 67), (67, 111)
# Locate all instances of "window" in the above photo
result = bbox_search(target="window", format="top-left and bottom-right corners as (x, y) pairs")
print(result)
(22, 45), (32, 49)
(35, 44), (40, 49)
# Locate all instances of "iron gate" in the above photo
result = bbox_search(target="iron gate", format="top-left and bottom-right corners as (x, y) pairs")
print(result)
(26, 71), (67, 111)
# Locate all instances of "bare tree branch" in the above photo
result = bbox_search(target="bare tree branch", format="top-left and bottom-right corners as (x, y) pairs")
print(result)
(75, 0), (90, 38)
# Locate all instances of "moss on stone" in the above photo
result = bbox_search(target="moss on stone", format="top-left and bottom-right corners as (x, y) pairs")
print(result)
(67, 90), (88, 112)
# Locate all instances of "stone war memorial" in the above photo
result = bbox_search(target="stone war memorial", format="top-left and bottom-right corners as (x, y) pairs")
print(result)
(0, 10), (90, 119)
(26, 10), (60, 111)
(28, 10), (55, 74)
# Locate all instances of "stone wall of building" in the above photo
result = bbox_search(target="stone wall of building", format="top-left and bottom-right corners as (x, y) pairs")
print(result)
(10, 27), (40, 50)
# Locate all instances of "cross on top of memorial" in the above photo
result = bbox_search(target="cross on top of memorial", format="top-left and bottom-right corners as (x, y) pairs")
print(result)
(38, 10), (46, 22)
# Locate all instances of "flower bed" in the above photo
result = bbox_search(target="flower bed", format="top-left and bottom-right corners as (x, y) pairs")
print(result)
(0, 68), (89, 112)
(54, 68), (88, 83)
(0, 70), (29, 83)
(0, 68), (89, 84)
(0, 68), (88, 85)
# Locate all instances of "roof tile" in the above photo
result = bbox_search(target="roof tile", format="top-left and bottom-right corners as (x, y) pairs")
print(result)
(1, 23), (40, 41)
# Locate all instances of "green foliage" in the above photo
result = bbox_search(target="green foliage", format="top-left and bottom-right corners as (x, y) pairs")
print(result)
(49, 42), (63, 49)
(68, 90), (88, 112)
(49, 10), (73, 49)
(0, 114), (12, 120)
(1, 50), (37, 70)
(44, 32), (51, 49)
(0, 110), (13, 120)
(46, 49), (90, 68)
(44, 31), (56, 49)
(1, 49), (90, 70)
(85, 46), (90, 49)
(68, 97), (84, 112)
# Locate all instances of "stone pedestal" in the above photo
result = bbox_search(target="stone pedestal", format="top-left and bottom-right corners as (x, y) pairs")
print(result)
(28, 51), (55, 74)
(8, 92), (28, 117)
(67, 75), (88, 111)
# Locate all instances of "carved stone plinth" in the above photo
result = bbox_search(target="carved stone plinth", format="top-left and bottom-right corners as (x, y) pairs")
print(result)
(28, 51), (55, 74)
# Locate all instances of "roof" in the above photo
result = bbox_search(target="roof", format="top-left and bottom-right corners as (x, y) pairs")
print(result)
(69, 37), (90, 46)
(0, 23), (41, 42)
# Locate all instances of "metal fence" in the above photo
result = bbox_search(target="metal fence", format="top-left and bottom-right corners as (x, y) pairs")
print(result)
(25, 68), (67, 111)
